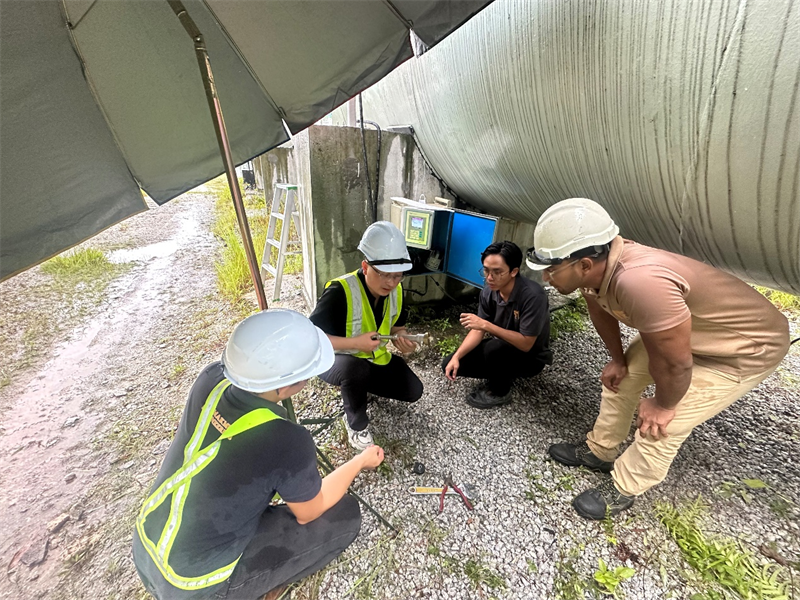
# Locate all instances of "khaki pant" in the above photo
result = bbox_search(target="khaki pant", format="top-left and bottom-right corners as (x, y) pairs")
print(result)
(586, 335), (777, 497)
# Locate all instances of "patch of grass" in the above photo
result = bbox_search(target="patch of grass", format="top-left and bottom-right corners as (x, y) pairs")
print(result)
(210, 177), (301, 308)
(550, 297), (588, 339)
(754, 286), (800, 312)
(656, 497), (790, 599)
(41, 247), (115, 280)
(0, 247), (130, 391)
(423, 521), (450, 557)
(169, 362), (187, 379)
(464, 558), (506, 591)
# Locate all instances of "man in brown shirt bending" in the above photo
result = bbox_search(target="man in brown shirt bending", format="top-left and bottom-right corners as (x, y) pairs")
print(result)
(527, 198), (790, 520)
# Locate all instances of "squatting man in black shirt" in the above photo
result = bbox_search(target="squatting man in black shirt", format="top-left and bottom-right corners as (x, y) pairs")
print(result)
(442, 241), (552, 408)
(133, 309), (384, 600)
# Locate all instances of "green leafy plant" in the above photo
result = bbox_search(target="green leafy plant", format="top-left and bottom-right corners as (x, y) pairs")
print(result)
(593, 558), (634, 597)
(464, 558), (506, 591)
(435, 333), (462, 357)
(656, 498), (790, 599)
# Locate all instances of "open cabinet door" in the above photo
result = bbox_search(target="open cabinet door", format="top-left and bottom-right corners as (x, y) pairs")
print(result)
(444, 211), (499, 288)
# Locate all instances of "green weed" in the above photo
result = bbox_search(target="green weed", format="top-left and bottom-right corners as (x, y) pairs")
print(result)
(593, 558), (634, 597)
(169, 362), (187, 379)
(554, 548), (590, 600)
(754, 286), (800, 312)
(550, 298), (588, 339)
(464, 558), (506, 591)
(435, 333), (462, 357)
(656, 498), (790, 599)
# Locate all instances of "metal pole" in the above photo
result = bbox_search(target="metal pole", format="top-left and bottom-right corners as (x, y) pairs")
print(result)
(168, 0), (268, 310)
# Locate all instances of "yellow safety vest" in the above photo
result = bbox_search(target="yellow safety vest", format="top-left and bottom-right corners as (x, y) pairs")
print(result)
(135, 380), (282, 591)
(327, 270), (402, 366)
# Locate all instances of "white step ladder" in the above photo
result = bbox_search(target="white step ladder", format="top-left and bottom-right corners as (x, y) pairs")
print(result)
(261, 184), (303, 301)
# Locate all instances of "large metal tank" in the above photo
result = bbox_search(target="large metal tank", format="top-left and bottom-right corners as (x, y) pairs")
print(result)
(362, 0), (800, 294)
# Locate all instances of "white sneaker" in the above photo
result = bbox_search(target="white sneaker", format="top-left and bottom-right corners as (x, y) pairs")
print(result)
(343, 418), (373, 450)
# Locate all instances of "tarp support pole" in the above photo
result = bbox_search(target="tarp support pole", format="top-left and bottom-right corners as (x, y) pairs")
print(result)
(168, 0), (268, 311)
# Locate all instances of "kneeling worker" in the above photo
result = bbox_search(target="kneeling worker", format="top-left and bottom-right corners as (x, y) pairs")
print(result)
(310, 221), (423, 450)
(133, 309), (384, 599)
(443, 241), (552, 408)
(528, 198), (790, 520)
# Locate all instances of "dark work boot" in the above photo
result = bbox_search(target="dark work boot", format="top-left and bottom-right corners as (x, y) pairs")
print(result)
(466, 388), (512, 409)
(572, 477), (635, 520)
(548, 441), (614, 473)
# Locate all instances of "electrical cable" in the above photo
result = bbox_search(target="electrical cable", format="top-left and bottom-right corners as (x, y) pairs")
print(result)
(357, 94), (375, 223)
(429, 275), (460, 303)
(361, 119), (381, 220)
(791, 337), (799, 346)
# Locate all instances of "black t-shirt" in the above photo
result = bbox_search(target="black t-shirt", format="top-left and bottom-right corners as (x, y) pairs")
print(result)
(138, 362), (320, 583)
(478, 275), (552, 360)
(309, 269), (407, 337)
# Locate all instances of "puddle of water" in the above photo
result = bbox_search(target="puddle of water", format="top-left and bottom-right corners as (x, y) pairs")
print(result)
(108, 240), (179, 263)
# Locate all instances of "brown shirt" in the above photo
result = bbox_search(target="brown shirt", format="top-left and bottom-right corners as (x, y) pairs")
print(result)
(582, 237), (789, 376)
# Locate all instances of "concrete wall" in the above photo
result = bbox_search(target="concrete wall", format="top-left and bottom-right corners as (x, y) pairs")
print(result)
(254, 125), (542, 308)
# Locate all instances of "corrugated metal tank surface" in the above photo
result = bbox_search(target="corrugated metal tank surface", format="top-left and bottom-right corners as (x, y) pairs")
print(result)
(363, 0), (800, 294)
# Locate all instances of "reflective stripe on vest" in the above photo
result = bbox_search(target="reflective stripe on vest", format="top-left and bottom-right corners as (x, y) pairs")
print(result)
(327, 271), (402, 365)
(135, 379), (282, 590)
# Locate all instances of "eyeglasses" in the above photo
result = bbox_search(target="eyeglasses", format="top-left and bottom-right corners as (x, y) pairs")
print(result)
(543, 260), (579, 276)
(371, 266), (405, 282)
(479, 267), (509, 279)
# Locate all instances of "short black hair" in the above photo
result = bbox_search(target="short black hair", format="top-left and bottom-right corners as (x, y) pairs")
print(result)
(481, 241), (522, 271)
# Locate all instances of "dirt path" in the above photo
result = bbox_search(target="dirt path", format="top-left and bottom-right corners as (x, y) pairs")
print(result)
(0, 192), (252, 599)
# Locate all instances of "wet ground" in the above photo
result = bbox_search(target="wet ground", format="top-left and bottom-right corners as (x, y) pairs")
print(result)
(0, 191), (308, 599)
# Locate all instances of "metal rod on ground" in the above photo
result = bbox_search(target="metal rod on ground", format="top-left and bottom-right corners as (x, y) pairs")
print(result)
(169, 0), (268, 311)
(315, 447), (397, 533)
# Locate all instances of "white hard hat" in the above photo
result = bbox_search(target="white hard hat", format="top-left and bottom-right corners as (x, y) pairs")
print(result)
(357, 221), (413, 273)
(526, 198), (619, 271)
(222, 309), (334, 393)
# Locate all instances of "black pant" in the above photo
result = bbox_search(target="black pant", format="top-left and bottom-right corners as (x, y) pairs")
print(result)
(133, 496), (361, 600)
(318, 354), (423, 431)
(442, 337), (549, 396)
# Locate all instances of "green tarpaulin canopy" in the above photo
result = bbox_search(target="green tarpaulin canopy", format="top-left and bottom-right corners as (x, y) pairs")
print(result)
(0, 0), (492, 280)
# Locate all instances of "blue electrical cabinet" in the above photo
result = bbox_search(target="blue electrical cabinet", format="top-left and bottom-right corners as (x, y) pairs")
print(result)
(391, 198), (502, 289)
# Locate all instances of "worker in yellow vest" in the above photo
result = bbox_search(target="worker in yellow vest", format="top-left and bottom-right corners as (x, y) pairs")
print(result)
(310, 221), (423, 449)
(132, 309), (384, 599)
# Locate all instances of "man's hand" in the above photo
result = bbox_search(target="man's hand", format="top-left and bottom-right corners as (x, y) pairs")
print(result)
(460, 313), (488, 331)
(358, 445), (384, 469)
(353, 332), (381, 353)
(392, 334), (417, 355)
(600, 358), (628, 392)
(444, 356), (460, 381)
(636, 397), (676, 440)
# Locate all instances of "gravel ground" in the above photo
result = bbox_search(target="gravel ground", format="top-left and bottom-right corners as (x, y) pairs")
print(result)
(0, 188), (797, 600)
(289, 309), (800, 600)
